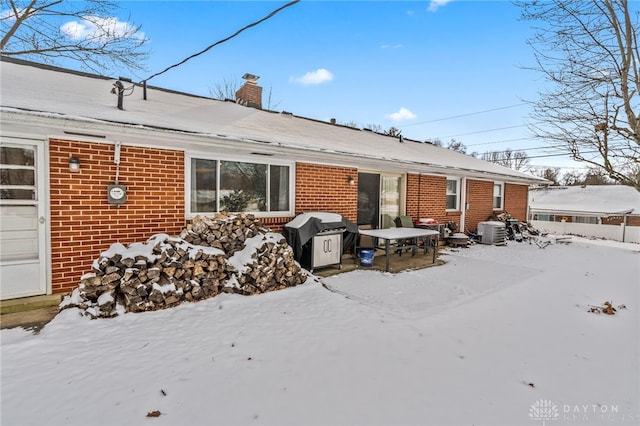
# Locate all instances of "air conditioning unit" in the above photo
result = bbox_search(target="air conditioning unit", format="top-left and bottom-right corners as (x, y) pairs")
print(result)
(477, 221), (506, 245)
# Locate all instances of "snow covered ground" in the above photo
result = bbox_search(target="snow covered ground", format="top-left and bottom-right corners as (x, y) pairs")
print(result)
(1, 235), (638, 426)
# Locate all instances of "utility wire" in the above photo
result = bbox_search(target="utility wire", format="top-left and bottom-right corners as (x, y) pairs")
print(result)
(402, 103), (527, 126)
(466, 137), (538, 147)
(142, 0), (300, 84)
(434, 124), (529, 139)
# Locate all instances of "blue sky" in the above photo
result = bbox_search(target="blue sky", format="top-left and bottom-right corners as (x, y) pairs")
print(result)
(43, 1), (596, 171)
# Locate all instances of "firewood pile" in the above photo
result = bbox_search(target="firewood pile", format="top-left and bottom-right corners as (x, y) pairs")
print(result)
(179, 213), (268, 255)
(229, 234), (306, 295)
(60, 213), (307, 318)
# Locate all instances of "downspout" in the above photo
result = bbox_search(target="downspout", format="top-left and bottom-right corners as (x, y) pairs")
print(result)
(417, 173), (422, 219)
(622, 214), (627, 242)
(460, 177), (467, 233)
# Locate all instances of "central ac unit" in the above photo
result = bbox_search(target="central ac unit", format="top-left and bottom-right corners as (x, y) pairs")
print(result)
(477, 221), (506, 245)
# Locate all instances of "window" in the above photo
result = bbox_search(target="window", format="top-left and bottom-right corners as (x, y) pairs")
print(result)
(189, 156), (292, 215)
(574, 216), (598, 224)
(446, 178), (459, 210)
(493, 182), (504, 210)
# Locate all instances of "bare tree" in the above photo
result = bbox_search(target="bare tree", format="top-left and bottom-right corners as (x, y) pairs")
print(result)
(425, 138), (478, 156)
(561, 170), (585, 186)
(365, 124), (384, 133)
(518, 0), (640, 188)
(385, 126), (402, 137)
(209, 76), (239, 101)
(582, 168), (614, 185)
(446, 139), (468, 154)
(560, 167), (614, 185)
(481, 148), (531, 172)
(264, 86), (279, 111)
(532, 167), (561, 185)
(1, 0), (149, 75)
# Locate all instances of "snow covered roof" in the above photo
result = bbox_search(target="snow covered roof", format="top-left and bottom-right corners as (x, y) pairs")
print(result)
(529, 185), (640, 216)
(0, 57), (545, 184)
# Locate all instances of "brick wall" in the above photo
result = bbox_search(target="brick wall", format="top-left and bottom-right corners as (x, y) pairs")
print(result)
(603, 215), (640, 226)
(49, 139), (185, 295)
(406, 174), (461, 225)
(465, 180), (530, 232)
(504, 183), (529, 222)
(295, 163), (358, 223)
(464, 179), (495, 232)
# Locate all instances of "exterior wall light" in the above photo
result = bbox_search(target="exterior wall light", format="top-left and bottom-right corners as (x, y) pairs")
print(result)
(68, 156), (81, 173)
(347, 176), (355, 186)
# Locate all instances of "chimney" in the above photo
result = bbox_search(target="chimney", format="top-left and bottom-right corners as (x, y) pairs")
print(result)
(235, 73), (262, 109)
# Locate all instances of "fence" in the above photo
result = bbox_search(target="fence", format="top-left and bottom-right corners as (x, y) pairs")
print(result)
(530, 220), (640, 243)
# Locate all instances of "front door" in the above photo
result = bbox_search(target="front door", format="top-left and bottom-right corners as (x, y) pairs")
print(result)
(0, 138), (47, 300)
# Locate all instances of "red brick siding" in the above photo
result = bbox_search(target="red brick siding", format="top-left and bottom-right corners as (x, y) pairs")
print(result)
(603, 215), (640, 226)
(295, 163), (358, 223)
(464, 179), (495, 233)
(406, 174), (461, 225)
(504, 183), (529, 222)
(49, 139), (185, 295)
(464, 180), (530, 232)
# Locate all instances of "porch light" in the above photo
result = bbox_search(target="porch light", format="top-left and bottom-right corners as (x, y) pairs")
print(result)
(68, 156), (81, 173)
(347, 176), (355, 186)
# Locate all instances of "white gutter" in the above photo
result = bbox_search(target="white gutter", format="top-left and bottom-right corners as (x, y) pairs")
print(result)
(2, 107), (548, 185)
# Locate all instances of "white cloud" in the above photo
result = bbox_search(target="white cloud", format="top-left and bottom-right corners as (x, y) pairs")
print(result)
(60, 16), (145, 42)
(428, 0), (454, 12)
(290, 68), (334, 86)
(386, 107), (416, 122)
(380, 43), (403, 49)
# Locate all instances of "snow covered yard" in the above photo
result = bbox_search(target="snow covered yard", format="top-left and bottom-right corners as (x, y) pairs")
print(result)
(1, 236), (638, 426)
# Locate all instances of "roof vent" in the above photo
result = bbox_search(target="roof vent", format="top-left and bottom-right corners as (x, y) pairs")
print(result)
(110, 77), (133, 110)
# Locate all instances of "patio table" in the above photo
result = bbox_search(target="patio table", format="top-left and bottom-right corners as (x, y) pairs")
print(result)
(357, 227), (439, 272)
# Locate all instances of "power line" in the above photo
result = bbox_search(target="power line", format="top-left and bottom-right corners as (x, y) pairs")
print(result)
(142, 0), (300, 84)
(466, 136), (538, 147)
(402, 103), (527, 127)
(434, 124), (529, 139)
(528, 164), (590, 170)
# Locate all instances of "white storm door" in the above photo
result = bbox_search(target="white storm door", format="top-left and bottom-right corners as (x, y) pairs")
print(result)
(380, 175), (401, 228)
(0, 139), (47, 299)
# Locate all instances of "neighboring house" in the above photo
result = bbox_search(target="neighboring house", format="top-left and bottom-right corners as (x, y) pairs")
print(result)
(0, 57), (545, 300)
(528, 185), (640, 243)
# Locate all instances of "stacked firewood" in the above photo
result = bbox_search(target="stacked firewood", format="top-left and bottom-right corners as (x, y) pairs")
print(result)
(60, 213), (307, 318)
(230, 235), (307, 295)
(179, 213), (269, 255)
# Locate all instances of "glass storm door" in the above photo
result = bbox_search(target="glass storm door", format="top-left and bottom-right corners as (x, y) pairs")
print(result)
(357, 172), (380, 227)
(380, 175), (401, 228)
(0, 139), (47, 299)
(357, 172), (402, 229)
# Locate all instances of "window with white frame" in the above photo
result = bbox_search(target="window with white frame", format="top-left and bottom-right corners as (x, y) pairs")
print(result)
(446, 178), (460, 210)
(493, 182), (504, 210)
(188, 156), (292, 215)
(574, 216), (599, 224)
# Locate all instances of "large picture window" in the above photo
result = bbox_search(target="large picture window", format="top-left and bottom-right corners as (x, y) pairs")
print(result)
(189, 156), (292, 215)
(446, 178), (459, 210)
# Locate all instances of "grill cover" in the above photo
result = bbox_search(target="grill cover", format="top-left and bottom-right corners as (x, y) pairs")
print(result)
(283, 212), (358, 262)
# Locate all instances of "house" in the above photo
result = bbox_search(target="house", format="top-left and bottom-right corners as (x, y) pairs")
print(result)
(0, 57), (546, 301)
(528, 185), (640, 242)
